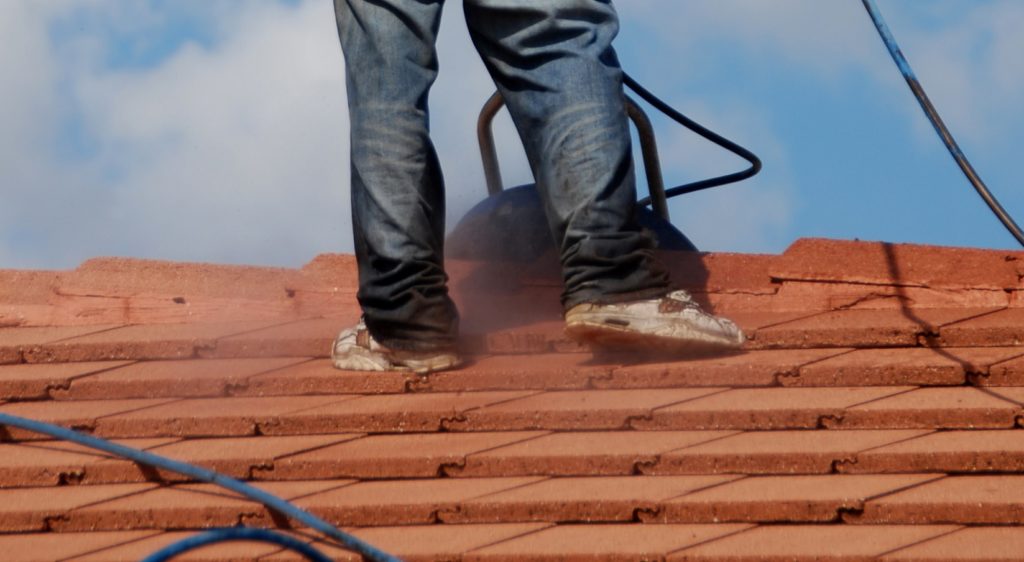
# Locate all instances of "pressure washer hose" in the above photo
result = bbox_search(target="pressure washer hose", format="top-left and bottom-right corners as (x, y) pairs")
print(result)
(0, 412), (401, 562)
(862, 0), (1024, 247)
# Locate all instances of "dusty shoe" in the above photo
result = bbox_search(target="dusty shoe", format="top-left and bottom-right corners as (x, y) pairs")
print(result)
(564, 290), (744, 352)
(331, 319), (462, 374)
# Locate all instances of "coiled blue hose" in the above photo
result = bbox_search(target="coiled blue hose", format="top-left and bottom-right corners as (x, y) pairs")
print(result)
(0, 412), (401, 562)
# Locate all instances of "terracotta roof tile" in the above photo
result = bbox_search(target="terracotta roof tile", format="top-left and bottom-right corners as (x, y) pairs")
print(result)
(93, 395), (353, 438)
(56, 357), (307, 400)
(272, 431), (549, 479)
(451, 475), (740, 524)
(458, 431), (737, 477)
(881, 527), (1024, 561)
(791, 347), (1024, 387)
(597, 349), (850, 389)
(845, 430), (1024, 473)
(656, 474), (942, 523)
(0, 361), (132, 400)
(635, 387), (910, 430)
(272, 390), (537, 434)
(0, 530), (159, 562)
(0, 483), (155, 532)
(771, 238), (1021, 289)
(935, 308), (1024, 347)
(67, 530), (285, 562)
(834, 387), (1019, 429)
(0, 398), (175, 441)
(671, 524), (961, 561)
(410, 353), (611, 392)
(293, 476), (545, 526)
(202, 317), (356, 359)
(457, 388), (727, 431)
(343, 523), (552, 562)
(0, 438), (170, 488)
(465, 523), (752, 561)
(84, 434), (362, 483)
(856, 475), (1024, 524)
(648, 429), (932, 475)
(23, 321), (283, 363)
(753, 308), (999, 349)
(0, 326), (120, 364)
(240, 358), (408, 396)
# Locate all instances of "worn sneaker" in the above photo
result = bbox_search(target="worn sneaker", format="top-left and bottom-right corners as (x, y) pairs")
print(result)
(331, 319), (462, 374)
(564, 290), (744, 352)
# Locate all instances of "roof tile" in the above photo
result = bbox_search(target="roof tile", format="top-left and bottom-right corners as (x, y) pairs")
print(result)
(458, 431), (737, 477)
(202, 317), (356, 359)
(882, 527), (1024, 561)
(857, 475), (1024, 524)
(410, 353), (611, 393)
(58, 357), (307, 400)
(648, 429), (932, 475)
(458, 388), (727, 431)
(0, 361), (132, 400)
(273, 431), (548, 479)
(671, 524), (961, 561)
(846, 430), (1024, 473)
(0, 483), (155, 532)
(465, 523), (752, 561)
(791, 347), (1024, 387)
(656, 474), (942, 523)
(240, 358), (408, 396)
(636, 387), (909, 430)
(835, 387), (1019, 429)
(0, 398), (175, 441)
(0, 530), (159, 562)
(452, 475), (740, 524)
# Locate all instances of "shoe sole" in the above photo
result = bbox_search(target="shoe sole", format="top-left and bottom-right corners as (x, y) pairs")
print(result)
(565, 317), (743, 353)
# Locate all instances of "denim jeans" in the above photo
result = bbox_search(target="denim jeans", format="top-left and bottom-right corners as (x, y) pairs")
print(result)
(334, 0), (670, 351)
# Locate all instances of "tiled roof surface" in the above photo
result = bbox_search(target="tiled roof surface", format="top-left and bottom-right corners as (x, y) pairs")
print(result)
(2, 238), (1024, 560)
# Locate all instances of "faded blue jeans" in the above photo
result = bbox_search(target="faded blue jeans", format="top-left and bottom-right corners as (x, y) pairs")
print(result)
(334, 0), (670, 351)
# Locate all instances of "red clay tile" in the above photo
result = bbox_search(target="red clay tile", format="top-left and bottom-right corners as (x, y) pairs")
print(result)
(68, 530), (285, 561)
(677, 252), (778, 294)
(981, 353), (1024, 385)
(453, 475), (739, 524)
(637, 387), (909, 430)
(293, 476), (544, 526)
(857, 476), (1024, 524)
(657, 474), (941, 523)
(0, 325), (120, 363)
(772, 280), (1010, 312)
(726, 311), (823, 340)
(0, 361), (132, 400)
(0, 530), (159, 562)
(0, 398), (175, 441)
(671, 524), (961, 561)
(0, 438), (175, 486)
(647, 430), (932, 475)
(273, 431), (548, 479)
(881, 527), (1024, 561)
(936, 308), (1024, 347)
(94, 395), (353, 438)
(458, 388), (726, 431)
(465, 523), (752, 561)
(835, 387), (1019, 429)
(846, 430), (1024, 473)
(458, 431), (738, 477)
(58, 358), (306, 400)
(202, 318), (356, 359)
(753, 309), (997, 349)
(802, 347), (1024, 388)
(87, 434), (362, 483)
(24, 322), (281, 363)
(240, 358), (408, 396)
(61, 480), (348, 532)
(410, 353), (611, 393)
(0, 483), (155, 532)
(343, 523), (551, 562)
(271, 391), (535, 434)
(462, 320), (581, 355)
(596, 349), (851, 389)
(770, 238), (1020, 289)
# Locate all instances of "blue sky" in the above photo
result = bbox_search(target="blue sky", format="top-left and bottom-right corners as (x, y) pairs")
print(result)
(2, 0), (1023, 269)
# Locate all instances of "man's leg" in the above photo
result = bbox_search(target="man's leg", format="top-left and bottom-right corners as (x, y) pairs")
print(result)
(333, 0), (458, 355)
(463, 0), (743, 351)
(462, 0), (669, 308)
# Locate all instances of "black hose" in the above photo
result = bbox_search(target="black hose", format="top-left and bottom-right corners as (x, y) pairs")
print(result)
(862, 0), (1024, 247)
(622, 73), (762, 206)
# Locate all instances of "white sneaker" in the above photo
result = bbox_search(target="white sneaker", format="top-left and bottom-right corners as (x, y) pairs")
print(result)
(331, 319), (462, 374)
(564, 290), (745, 352)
